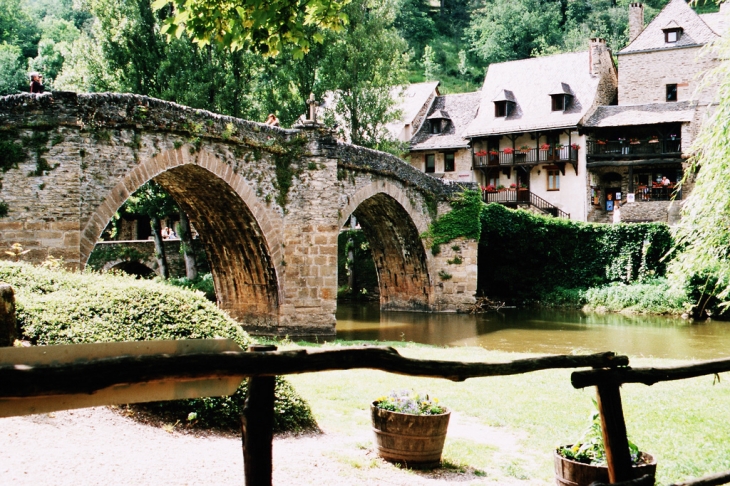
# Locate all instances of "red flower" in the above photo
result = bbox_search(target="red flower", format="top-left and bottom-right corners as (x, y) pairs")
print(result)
(503, 147), (514, 154)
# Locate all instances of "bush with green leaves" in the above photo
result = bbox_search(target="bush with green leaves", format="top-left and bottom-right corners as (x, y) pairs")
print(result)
(479, 204), (673, 302)
(166, 272), (216, 301)
(0, 261), (316, 433)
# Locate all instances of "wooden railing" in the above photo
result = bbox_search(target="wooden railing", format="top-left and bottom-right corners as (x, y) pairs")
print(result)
(587, 138), (681, 158)
(473, 147), (578, 168)
(1, 342), (729, 486)
(482, 189), (570, 219)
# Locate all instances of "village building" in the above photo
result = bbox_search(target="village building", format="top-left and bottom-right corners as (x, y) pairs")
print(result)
(582, 0), (729, 223)
(408, 91), (481, 184)
(462, 40), (618, 221)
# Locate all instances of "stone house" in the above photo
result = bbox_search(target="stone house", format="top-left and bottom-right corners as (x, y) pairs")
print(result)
(408, 91), (481, 184)
(582, 0), (729, 223)
(462, 40), (618, 221)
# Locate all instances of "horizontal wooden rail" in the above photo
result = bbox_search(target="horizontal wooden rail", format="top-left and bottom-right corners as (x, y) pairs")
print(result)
(0, 346), (627, 399)
(669, 470), (730, 486)
(571, 357), (730, 389)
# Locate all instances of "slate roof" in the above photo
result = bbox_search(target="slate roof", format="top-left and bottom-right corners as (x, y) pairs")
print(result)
(582, 101), (696, 127)
(464, 50), (610, 138)
(410, 91), (481, 151)
(620, 0), (724, 54)
(385, 81), (440, 138)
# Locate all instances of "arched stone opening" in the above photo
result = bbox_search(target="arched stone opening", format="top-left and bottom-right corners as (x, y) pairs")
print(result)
(347, 193), (432, 311)
(108, 261), (156, 279)
(82, 149), (282, 329)
(153, 164), (279, 326)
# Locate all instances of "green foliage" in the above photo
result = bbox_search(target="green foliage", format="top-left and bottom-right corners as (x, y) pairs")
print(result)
(558, 403), (642, 467)
(153, 0), (350, 58)
(0, 42), (27, 95)
(22, 131), (52, 176)
(0, 200), (8, 217)
(0, 131), (26, 172)
(166, 273), (216, 301)
(421, 189), (482, 249)
(670, 27), (730, 317)
(337, 229), (378, 299)
(272, 136), (307, 209)
(479, 204), (673, 302)
(374, 390), (445, 416)
(1, 261), (316, 433)
(123, 181), (178, 220)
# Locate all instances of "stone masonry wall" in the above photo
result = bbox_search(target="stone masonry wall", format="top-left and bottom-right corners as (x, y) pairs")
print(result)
(0, 92), (478, 335)
(618, 47), (718, 105)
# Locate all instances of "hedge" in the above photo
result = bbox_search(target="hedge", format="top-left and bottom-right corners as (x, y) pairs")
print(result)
(0, 261), (316, 432)
(479, 204), (674, 302)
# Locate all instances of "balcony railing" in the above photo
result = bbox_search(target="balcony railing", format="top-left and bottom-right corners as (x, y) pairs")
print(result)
(587, 138), (681, 158)
(473, 147), (578, 168)
(482, 189), (570, 219)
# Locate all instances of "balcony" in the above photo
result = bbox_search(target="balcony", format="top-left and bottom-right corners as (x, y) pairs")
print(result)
(473, 147), (578, 168)
(587, 137), (681, 159)
(482, 189), (570, 219)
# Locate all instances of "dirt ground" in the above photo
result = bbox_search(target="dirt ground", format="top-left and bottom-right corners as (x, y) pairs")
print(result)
(0, 407), (543, 485)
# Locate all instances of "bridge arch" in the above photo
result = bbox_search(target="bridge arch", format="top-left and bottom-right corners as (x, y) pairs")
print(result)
(340, 181), (433, 311)
(81, 146), (285, 327)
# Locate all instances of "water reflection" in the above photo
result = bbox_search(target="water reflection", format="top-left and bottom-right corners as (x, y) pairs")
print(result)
(335, 303), (730, 360)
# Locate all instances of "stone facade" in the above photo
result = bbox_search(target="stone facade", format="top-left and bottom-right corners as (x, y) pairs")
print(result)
(0, 92), (477, 336)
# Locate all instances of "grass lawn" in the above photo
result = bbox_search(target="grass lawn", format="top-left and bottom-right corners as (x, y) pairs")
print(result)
(283, 341), (730, 485)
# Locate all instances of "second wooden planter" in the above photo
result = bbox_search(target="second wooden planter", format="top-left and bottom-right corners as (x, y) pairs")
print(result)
(553, 449), (657, 486)
(370, 402), (451, 469)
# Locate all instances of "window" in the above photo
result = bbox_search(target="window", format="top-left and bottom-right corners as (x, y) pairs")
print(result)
(551, 94), (571, 111)
(666, 84), (677, 102)
(547, 169), (560, 191)
(488, 174), (499, 188)
(430, 120), (442, 134)
(444, 153), (455, 172)
(425, 154), (435, 173)
(494, 101), (514, 117)
(664, 28), (682, 43)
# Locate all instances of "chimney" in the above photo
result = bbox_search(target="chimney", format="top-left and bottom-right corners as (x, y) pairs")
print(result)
(589, 38), (607, 76)
(629, 3), (645, 43)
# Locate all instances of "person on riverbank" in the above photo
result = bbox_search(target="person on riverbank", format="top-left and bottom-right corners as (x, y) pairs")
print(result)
(29, 72), (44, 94)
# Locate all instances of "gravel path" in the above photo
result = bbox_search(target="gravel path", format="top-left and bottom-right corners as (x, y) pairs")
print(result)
(0, 407), (540, 485)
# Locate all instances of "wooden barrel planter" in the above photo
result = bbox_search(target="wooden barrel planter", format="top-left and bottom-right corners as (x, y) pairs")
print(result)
(554, 449), (657, 486)
(370, 402), (451, 469)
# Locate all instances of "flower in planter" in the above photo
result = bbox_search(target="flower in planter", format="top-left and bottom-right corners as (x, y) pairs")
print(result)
(540, 143), (550, 150)
(497, 184), (505, 190)
(570, 143), (580, 150)
(520, 145), (531, 152)
(489, 150), (498, 156)
(630, 138), (640, 144)
(596, 139), (607, 145)
(509, 183), (517, 188)
(519, 183), (528, 189)
(374, 390), (445, 416)
(483, 184), (496, 192)
(503, 147), (514, 154)
(475, 150), (487, 157)
(555, 143), (564, 149)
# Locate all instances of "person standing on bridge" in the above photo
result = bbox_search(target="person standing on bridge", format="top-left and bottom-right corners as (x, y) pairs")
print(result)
(29, 72), (44, 94)
(265, 113), (279, 127)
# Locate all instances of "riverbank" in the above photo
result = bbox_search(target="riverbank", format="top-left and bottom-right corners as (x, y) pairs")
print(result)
(1, 343), (728, 485)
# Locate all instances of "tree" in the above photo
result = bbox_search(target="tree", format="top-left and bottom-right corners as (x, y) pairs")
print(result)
(152, 0), (351, 58)
(122, 182), (179, 279)
(669, 30), (730, 314)
(0, 43), (26, 95)
(175, 211), (197, 280)
(319, 0), (409, 152)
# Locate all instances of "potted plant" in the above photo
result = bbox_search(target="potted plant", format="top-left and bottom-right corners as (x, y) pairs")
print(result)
(497, 184), (506, 191)
(555, 405), (657, 486)
(519, 183), (528, 190)
(483, 184), (497, 193)
(630, 138), (640, 145)
(540, 143), (551, 150)
(570, 143), (580, 150)
(371, 390), (450, 469)
(519, 145), (531, 153)
(503, 147), (514, 154)
(509, 183), (517, 189)
(475, 150), (487, 157)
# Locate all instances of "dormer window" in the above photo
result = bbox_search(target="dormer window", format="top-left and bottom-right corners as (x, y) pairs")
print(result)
(662, 21), (683, 43)
(492, 89), (516, 118)
(551, 94), (572, 111)
(549, 83), (573, 112)
(427, 109), (450, 134)
(430, 120), (442, 134)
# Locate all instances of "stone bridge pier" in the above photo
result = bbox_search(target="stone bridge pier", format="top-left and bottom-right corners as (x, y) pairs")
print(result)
(0, 92), (477, 336)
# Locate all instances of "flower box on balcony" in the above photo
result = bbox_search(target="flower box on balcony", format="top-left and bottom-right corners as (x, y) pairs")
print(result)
(503, 148), (514, 154)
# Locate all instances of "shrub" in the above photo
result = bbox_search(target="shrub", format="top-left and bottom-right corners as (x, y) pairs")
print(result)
(0, 261), (316, 433)
(166, 273), (216, 301)
(583, 279), (688, 314)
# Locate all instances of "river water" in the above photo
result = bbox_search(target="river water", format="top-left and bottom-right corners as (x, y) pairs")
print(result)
(335, 303), (730, 360)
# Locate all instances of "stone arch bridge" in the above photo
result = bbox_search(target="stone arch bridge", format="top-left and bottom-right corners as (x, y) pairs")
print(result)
(0, 92), (477, 336)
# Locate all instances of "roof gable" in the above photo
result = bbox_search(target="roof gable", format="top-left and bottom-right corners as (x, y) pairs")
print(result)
(464, 49), (613, 137)
(410, 92), (481, 151)
(620, 0), (720, 54)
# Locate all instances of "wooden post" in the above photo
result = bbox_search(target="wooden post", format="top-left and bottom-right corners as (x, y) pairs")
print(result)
(241, 344), (277, 486)
(596, 383), (634, 483)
